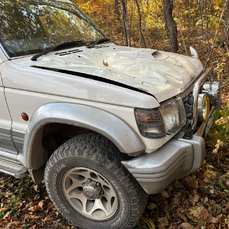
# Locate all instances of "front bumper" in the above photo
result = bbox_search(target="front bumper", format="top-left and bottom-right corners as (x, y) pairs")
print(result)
(122, 135), (205, 194)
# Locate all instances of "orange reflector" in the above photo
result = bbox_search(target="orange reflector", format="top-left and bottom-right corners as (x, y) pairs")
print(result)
(21, 112), (29, 121)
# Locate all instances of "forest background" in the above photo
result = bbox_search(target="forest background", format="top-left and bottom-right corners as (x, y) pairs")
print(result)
(70, 0), (229, 228)
(1, 0), (229, 229)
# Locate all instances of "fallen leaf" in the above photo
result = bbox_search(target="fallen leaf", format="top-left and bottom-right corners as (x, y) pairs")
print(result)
(147, 202), (157, 210)
(161, 191), (170, 198)
(25, 214), (39, 220)
(103, 61), (108, 66)
(194, 194), (199, 203)
(6, 221), (20, 228)
(177, 213), (187, 221)
(43, 215), (54, 222)
(33, 185), (39, 192)
(189, 206), (204, 218)
(31, 225), (41, 229)
(46, 203), (54, 210)
(180, 222), (194, 229)
(158, 216), (168, 227)
(3, 212), (10, 221)
(210, 200), (216, 205)
(28, 205), (40, 212)
(24, 202), (34, 209)
(210, 189), (214, 194)
(200, 207), (209, 221)
(0, 207), (9, 213)
(38, 200), (45, 211)
(226, 202), (229, 209)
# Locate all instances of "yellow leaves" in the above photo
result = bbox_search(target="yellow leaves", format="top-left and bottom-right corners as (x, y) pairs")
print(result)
(212, 17), (219, 30)
(209, 38), (214, 44)
(220, 62), (225, 68)
(204, 169), (208, 177)
(28, 205), (40, 212)
(215, 116), (228, 125)
(213, 139), (224, 154)
(217, 139), (224, 146)
(204, 168), (217, 183)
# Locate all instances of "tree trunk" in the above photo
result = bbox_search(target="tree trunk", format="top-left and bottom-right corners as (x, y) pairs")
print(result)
(115, 0), (120, 18)
(162, 0), (178, 52)
(120, 0), (131, 46)
(140, 0), (149, 46)
(221, 0), (229, 44)
(134, 0), (146, 48)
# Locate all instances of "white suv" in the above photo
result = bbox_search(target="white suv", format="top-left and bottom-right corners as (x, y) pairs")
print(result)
(0, 0), (221, 228)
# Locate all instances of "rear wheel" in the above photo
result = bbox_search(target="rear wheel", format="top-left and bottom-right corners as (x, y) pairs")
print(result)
(44, 133), (147, 229)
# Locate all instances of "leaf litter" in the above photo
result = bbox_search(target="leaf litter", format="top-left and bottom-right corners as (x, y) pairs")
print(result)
(0, 174), (77, 229)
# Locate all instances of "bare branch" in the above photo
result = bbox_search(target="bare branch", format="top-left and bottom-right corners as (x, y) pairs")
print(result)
(174, 0), (187, 55)
(204, 0), (228, 70)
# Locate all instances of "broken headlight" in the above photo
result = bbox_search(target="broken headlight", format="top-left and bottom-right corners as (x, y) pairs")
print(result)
(135, 97), (186, 139)
(160, 97), (186, 135)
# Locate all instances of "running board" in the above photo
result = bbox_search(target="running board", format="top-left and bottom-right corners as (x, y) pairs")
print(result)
(0, 156), (28, 178)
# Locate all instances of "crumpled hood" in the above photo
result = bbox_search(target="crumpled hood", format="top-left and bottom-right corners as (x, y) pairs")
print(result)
(32, 44), (203, 102)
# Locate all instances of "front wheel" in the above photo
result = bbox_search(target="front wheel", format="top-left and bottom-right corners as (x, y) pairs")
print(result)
(44, 133), (147, 229)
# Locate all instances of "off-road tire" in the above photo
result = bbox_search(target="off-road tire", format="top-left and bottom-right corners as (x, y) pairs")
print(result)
(44, 133), (147, 229)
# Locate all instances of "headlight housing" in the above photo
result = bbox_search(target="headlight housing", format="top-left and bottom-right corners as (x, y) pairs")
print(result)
(160, 97), (186, 134)
(134, 108), (166, 139)
(135, 97), (186, 139)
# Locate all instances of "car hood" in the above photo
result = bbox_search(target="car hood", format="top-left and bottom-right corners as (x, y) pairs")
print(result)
(32, 44), (203, 102)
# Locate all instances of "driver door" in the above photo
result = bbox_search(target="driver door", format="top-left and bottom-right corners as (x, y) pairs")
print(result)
(0, 47), (18, 154)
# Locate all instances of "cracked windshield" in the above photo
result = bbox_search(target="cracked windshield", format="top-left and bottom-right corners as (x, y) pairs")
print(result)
(0, 0), (105, 57)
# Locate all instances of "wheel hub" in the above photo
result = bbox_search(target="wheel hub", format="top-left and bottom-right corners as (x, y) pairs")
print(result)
(82, 178), (102, 200)
(62, 167), (118, 220)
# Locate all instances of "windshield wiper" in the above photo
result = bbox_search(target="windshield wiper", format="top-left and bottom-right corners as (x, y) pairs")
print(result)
(31, 40), (84, 61)
(87, 38), (110, 48)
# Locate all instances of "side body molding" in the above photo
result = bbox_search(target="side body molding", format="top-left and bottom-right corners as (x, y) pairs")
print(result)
(21, 103), (145, 169)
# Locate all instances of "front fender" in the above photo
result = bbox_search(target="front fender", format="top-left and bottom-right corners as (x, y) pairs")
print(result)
(23, 103), (145, 169)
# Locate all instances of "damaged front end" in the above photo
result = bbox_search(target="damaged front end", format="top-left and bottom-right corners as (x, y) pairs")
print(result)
(122, 67), (221, 194)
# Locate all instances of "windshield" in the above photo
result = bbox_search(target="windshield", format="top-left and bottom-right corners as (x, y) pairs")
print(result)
(0, 0), (106, 57)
